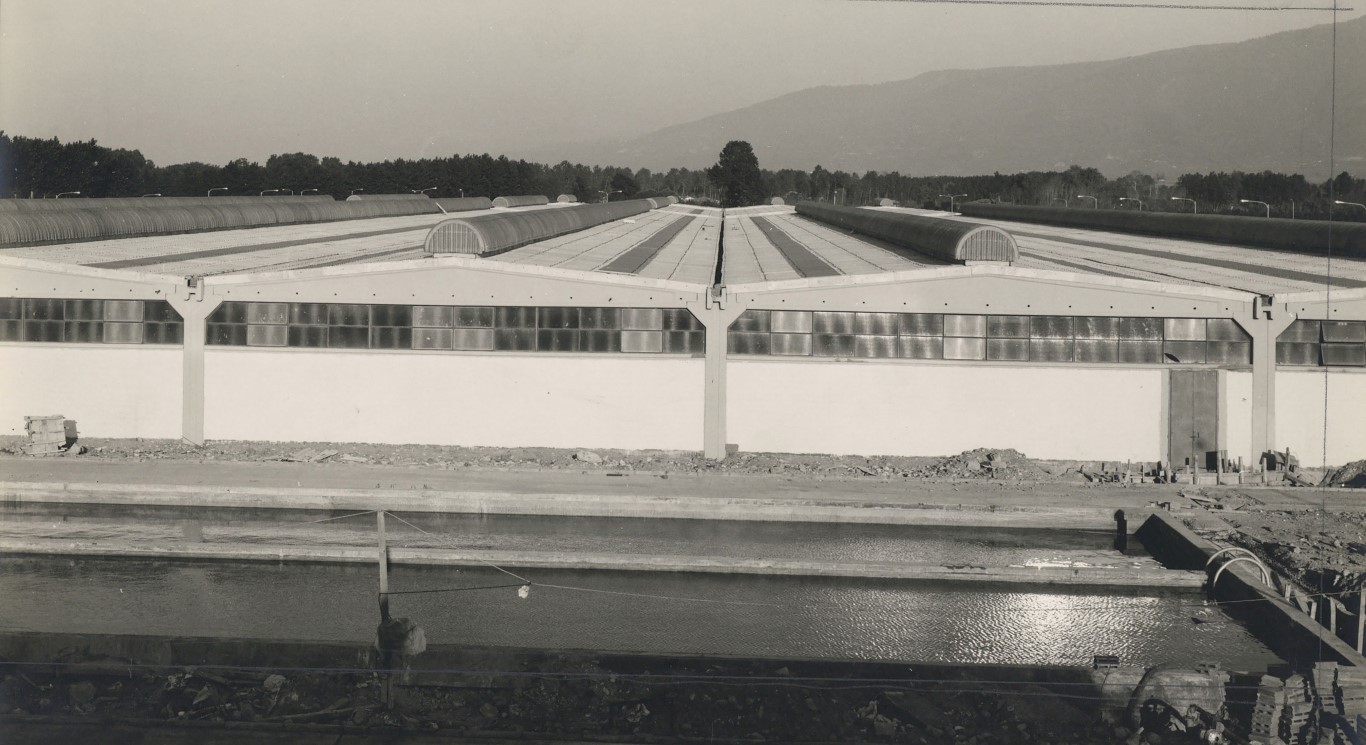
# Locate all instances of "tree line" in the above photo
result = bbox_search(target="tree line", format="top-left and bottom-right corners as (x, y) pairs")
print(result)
(2, 133), (1363, 222)
(767, 165), (1366, 222)
(0, 133), (702, 205)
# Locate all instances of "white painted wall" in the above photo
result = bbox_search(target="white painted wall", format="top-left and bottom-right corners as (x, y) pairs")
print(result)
(0, 345), (182, 439)
(1224, 371), (1254, 466)
(205, 350), (704, 450)
(1276, 370), (1366, 467)
(728, 360), (1164, 460)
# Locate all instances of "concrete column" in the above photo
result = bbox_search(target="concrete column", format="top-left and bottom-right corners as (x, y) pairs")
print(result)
(691, 300), (744, 460)
(1236, 314), (1294, 464)
(168, 292), (219, 446)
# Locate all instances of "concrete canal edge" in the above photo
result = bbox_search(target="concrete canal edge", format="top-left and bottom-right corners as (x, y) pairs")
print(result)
(1136, 511), (1366, 667)
(0, 480), (1130, 528)
(0, 537), (1202, 589)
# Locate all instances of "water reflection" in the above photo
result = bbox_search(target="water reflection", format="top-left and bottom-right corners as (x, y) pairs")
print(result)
(0, 557), (1279, 670)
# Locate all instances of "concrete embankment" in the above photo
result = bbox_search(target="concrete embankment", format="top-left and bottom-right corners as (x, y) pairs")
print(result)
(0, 479), (1139, 528)
(1137, 511), (1366, 666)
(0, 537), (1200, 588)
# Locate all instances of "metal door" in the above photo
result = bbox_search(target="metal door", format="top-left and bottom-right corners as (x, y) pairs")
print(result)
(1169, 370), (1219, 471)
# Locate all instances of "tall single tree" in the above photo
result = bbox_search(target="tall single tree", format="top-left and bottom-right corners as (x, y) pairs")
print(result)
(707, 141), (765, 207)
(609, 171), (639, 199)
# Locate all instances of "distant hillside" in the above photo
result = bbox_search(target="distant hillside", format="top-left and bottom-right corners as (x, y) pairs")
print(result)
(521, 17), (1365, 178)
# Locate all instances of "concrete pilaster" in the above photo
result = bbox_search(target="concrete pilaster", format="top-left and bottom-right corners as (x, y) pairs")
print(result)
(1236, 313), (1294, 463)
(168, 291), (219, 447)
(691, 300), (744, 460)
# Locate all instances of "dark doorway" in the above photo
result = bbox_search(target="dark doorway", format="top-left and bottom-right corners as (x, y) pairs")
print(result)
(1169, 369), (1219, 472)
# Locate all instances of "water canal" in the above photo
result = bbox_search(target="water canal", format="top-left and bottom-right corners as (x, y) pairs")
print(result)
(0, 507), (1280, 670)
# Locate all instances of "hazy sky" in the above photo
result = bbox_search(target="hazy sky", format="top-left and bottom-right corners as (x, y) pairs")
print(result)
(1, 0), (1358, 166)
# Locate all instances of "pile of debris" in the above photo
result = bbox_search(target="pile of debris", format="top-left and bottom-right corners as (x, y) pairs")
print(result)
(19, 415), (86, 457)
(909, 448), (1053, 481)
(1321, 460), (1366, 489)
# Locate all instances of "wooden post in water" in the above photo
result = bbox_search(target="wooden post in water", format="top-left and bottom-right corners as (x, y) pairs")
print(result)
(376, 510), (392, 710)
(377, 510), (390, 609)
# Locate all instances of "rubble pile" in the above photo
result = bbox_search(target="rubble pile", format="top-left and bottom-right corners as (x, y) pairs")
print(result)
(1321, 460), (1366, 489)
(910, 449), (1053, 481)
(0, 437), (1113, 485)
(1203, 507), (1366, 599)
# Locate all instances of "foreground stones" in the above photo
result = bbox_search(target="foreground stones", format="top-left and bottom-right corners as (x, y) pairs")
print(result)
(0, 651), (1296, 744)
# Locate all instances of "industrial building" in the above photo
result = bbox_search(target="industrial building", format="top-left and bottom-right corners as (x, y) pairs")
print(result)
(1, 194), (1362, 470)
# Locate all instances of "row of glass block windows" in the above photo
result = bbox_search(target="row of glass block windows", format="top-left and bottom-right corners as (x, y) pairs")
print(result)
(728, 311), (1252, 365)
(205, 302), (705, 354)
(1276, 320), (1366, 367)
(730, 310), (1252, 340)
(0, 298), (183, 344)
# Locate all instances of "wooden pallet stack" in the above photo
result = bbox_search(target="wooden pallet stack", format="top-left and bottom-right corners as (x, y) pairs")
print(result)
(1283, 673), (1315, 745)
(1332, 665), (1366, 743)
(23, 415), (67, 456)
(1333, 666), (1366, 717)
(1250, 675), (1288, 745)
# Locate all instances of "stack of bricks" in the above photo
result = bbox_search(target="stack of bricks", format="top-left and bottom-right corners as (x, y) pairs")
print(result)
(1331, 664), (1366, 744)
(22, 415), (66, 456)
(1250, 675), (1288, 745)
(1333, 665), (1366, 718)
(1282, 674), (1315, 745)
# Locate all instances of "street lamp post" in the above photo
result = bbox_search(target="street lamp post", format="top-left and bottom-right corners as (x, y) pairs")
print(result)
(1290, 199), (1295, 220)
(260, 189), (280, 196)
(300, 189), (318, 196)
(1335, 200), (1366, 212)
(1051, 197), (1068, 207)
(1240, 199), (1270, 219)
(1118, 197), (1144, 211)
(279, 188), (294, 196)
(55, 191), (81, 198)
(207, 187), (228, 196)
(1076, 195), (1098, 208)
(349, 188), (365, 196)
(599, 189), (622, 204)
(1170, 197), (1197, 214)
(938, 193), (967, 212)
(411, 187), (437, 195)
(141, 193), (162, 198)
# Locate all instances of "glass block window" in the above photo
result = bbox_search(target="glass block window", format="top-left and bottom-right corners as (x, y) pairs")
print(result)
(0, 298), (182, 345)
(205, 302), (703, 355)
(728, 310), (1252, 366)
(1277, 319), (1366, 367)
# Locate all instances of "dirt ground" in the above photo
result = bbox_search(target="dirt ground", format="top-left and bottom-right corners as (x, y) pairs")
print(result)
(0, 436), (1139, 484)
(0, 654), (1164, 745)
(1182, 484), (1366, 597)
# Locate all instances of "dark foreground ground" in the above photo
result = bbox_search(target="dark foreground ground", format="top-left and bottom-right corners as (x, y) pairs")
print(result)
(1, 639), (1249, 745)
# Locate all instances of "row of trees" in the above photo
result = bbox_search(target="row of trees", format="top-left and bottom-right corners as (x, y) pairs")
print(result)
(766, 165), (1366, 221)
(3, 133), (1363, 221)
(0, 133), (695, 205)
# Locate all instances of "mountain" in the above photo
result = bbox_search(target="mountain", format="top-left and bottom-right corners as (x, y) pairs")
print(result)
(518, 16), (1365, 178)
